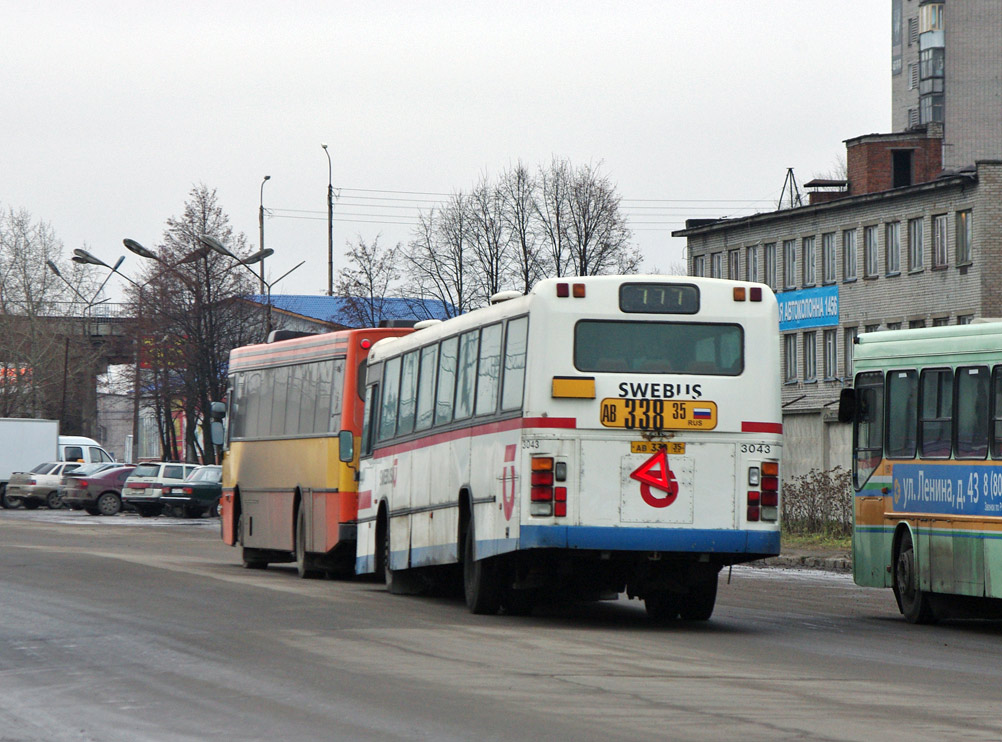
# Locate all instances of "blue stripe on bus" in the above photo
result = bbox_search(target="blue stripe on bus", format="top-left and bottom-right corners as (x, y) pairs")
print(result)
(519, 525), (780, 554)
(356, 528), (780, 574)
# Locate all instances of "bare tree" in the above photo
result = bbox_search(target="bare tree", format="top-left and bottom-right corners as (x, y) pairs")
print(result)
(499, 162), (546, 294)
(335, 235), (402, 328)
(126, 185), (256, 463)
(534, 157), (573, 278)
(564, 162), (636, 276)
(465, 174), (512, 304)
(403, 194), (473, 318)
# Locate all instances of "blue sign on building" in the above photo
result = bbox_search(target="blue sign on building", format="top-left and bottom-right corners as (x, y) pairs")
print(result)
(777, 285), (839, 332)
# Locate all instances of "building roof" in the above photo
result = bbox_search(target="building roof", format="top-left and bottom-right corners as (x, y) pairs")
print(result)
(246, 294), (455, 326)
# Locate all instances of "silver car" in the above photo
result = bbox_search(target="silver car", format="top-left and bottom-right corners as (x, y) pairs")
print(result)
(5, 461), (84, 509)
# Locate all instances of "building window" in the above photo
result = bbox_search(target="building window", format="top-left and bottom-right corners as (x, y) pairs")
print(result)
(909, 62), (919, 90)
(764, 243), (777, 288)
(693, 254), (705, 277)
(823, 329), (837, 380)
(887, 322), (902, 331)
(843, 327), (857, 378)
(803, 332), (817, 382)
(822, 233), (836, 284)
(864, 226), (879, 277)
(802, 236), (816, 286)
(746, 246), (758, 283)
(908, 16), (918, 45)
(728, 249), (740, 279)
(958, 315), (974, 325)
(885, 222), (901, 274)
(909, 319), (926, 329)
(784, 334), (798, 383)
(866, 324), (881, 334)
(932, 316), (950, 327)
(908, 218), (924, 271)
(711, 252), (722, 278)
(783, 239), (796, 289)
(957, 209), (973, 264)
(933, 214), (948, 267)
(843, 229), (857, 280)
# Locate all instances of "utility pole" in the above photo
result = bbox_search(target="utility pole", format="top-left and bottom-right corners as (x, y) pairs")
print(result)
(322, 143), (333, 296)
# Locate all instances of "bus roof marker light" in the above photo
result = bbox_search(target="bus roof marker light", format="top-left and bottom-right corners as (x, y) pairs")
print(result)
(573, 283), (586, 298)
(360, 338), (372, 349)
(556, 283), (569, 298)
(733, 287), (746, 301)
(750, 286), (762, 302)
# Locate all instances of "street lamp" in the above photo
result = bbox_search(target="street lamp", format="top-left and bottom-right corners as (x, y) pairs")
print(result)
(259, 175), (270, 296)
(322, 143), (333, 296)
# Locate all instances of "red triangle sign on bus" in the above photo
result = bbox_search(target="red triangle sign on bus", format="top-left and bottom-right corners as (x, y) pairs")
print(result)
(630, 448), (679, 507)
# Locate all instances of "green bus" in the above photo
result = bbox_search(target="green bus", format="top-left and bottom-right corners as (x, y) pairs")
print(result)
(840, 321), (1002, 623)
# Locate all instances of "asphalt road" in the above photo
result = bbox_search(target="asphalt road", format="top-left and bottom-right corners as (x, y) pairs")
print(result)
(2, 509), (1002, 742)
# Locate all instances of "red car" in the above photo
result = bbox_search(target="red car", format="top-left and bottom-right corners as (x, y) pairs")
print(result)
(61, 465), (136, 516)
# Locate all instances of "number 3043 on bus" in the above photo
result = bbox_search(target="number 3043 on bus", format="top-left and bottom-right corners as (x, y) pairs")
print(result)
(599, 398), (717, 430)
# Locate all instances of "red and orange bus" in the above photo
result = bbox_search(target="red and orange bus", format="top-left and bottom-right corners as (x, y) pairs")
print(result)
(217, 326), (414, 576)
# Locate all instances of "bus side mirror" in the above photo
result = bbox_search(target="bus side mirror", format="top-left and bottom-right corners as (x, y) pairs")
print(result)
(338, 430), (354, 463)
(837, 388), (855, 424)
(210, 401), (226, 421)
(211, 421), (225, 446)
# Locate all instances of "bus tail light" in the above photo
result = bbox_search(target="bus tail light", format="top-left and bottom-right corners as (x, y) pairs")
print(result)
(530, 456), (567, 517)
(746, 490), (760, 522)
(760, 463), (779, 521)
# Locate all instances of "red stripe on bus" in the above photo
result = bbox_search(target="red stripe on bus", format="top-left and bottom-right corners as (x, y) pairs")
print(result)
(373, 417), (577, 459)
(742, 421), (783, 433)
(358, 490), (372, 510)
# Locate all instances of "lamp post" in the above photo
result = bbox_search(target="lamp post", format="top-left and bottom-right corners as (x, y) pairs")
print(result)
(199, 234), (304, 339)
(259, 175), (270, 296)
(322, 143), (333, 296)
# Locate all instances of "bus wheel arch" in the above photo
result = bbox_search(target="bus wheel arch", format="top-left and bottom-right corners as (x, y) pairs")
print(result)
(460, 487), (501, 614)
(294, 488), (322, 579)
(892, 523), (936, 624)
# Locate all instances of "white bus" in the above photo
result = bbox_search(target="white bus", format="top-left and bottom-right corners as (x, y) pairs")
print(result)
(353, 275), (782, 620)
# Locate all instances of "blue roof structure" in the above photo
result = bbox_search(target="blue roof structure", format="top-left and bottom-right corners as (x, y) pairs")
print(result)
(247, 295), (456, 327)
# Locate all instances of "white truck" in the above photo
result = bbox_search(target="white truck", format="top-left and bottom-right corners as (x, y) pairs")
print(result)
(0, 419), (115, 508)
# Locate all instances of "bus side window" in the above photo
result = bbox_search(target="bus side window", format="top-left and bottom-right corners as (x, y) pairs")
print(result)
(415, 344), (439, 431)
(475, 323), (502, 416)
(435, 337), (459, 426)
(454, 330), (480, 421)
(361, 384), (378, 456)
(397, 351), (419, 436)
(955, 366), (988, 459)
(378, 357), (402, 441)
(501, 317), (528, 411)
(919, 368), (953, 459)
(993, 366), (1002, 459)
(886, 370), (917, 459)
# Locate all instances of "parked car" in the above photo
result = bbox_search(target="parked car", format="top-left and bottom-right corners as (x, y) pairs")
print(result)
(4, 461), (84, 509)
(58, 462), (121, 506)
(161, 465), (222, 518)
(121, 462), (201, 517)
(61, 465), (136, 516)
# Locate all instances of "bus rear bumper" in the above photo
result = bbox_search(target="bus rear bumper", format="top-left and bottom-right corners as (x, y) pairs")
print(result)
(518, 525), (780, 557)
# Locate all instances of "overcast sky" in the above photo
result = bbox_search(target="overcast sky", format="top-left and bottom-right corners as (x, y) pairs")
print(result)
(3, 1), (889, 300)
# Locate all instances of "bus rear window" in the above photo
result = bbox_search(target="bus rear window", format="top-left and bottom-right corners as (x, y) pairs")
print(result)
(619, 283), (699, 314)
(574, 320), (743, 375)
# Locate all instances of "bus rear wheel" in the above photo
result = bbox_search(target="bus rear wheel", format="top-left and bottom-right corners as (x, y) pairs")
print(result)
(463, 519), (501, 615)
(679, 575), (718, 621)
(894, 532), (936, 624)
(645, 591), (682, 623)
(295, 507), (322, 579)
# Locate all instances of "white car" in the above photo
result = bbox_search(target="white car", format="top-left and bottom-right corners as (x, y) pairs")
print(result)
(4, 461), (84, 509)
(121, 462), (201, 518)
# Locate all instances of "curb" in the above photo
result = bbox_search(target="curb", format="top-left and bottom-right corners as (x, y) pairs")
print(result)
(750, 555), (853, 573)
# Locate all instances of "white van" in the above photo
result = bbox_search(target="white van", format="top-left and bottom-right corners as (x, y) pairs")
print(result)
(58, 436), (115, 464)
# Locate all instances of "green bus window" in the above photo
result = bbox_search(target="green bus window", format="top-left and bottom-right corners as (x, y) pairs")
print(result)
(991, 367), (1002, 459)
(955, 366), (989, 459)
(886, 370), (917, 459)
(919, 368), (953, 459)
(853, 372), (884, 490)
